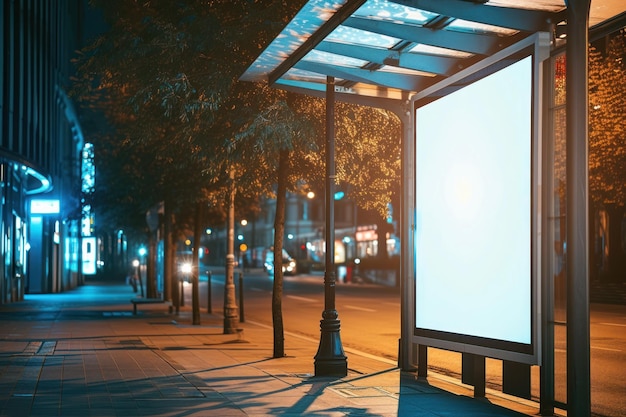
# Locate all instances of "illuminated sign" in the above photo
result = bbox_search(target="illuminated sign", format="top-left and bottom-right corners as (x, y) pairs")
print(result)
(82, 237), (97, 275)
(30, 199), (60, 214)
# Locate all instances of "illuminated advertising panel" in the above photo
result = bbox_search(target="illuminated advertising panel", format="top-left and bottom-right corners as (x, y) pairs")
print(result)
(413, 40), (543, 364)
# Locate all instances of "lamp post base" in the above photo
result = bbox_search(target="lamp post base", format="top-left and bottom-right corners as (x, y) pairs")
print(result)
(314, 310), (347, 377)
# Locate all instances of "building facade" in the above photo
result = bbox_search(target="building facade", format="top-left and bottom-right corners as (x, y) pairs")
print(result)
(1, 0), (89, 302)
(203, 191), (400, 276)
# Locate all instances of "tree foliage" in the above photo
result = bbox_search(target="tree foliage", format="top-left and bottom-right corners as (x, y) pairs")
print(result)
(589, 29), (626, 207)
(73, 0), (307, 235)
(334, 103), (401, 218)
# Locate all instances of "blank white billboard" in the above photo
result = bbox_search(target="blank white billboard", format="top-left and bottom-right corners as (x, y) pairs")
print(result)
(414, 55), (535, 359)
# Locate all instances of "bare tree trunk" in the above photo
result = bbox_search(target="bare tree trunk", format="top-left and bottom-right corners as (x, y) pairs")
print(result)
(224, 169), (239, 333)
(163, 201), (173, 303)
(166, 205), (179, 313)
(192, 202), (202, 325)
(272, 149), (289, 358)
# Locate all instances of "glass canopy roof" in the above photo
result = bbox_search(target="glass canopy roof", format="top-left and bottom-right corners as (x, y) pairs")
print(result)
(241, 0), (626, 106)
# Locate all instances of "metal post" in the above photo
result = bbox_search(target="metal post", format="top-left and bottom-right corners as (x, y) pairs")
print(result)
(473, 355), (486, 398)
(461, 353), (486, 398)
(565, 1), (591, 416)
(180, 279), (184, 307)
(223, 169), (240, 333)
(139, 271), (144, 298)
(417, 345), (428, 378)
(314, 76), (347, 376)
(192, 204), (202, 325)
(540, 55), (556, 417)
(207, 271), (212, 314)
(399, 100), (415, 372)
(239, 271), (245, 322)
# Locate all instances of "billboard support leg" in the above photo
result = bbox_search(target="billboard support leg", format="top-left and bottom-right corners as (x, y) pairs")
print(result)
(462, 353), (486, 398)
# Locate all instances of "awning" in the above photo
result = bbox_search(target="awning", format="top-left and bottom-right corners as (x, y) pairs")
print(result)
(241, 0), (625, 108)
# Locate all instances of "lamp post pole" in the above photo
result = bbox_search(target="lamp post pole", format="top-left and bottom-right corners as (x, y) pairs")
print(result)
(223, 169), (239, 333)
(138, 247), (147, 298)
(314, 76), (347, 376)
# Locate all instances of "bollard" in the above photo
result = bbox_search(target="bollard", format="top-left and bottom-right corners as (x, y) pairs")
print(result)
(207, 271), (212, 314)
(239, 271), (244, 322)
(180, 279), (185, 307)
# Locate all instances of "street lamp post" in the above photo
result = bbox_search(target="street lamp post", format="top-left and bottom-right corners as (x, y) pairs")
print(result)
(132, 258), (144, 297)
(223, 170), (239, 333)
(314, 76), (347, 376)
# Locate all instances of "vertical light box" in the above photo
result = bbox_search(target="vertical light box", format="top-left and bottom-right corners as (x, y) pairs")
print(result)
(413, 49), (540, 363)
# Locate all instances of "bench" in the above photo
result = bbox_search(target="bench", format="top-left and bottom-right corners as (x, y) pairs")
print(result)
(130, 298), (172, 315)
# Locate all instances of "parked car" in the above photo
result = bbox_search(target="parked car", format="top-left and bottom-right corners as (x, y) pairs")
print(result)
(264, 249), (297, 276)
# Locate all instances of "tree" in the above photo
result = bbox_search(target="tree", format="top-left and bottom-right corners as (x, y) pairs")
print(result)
(73, 0), (230, 299)
(74, 1), (402, 352)
(73, 0), (306, 316)
(234, 92), (320, 356)
(235, 91), (401, 357)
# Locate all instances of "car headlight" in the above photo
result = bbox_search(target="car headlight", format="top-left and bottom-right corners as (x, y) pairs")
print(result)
(180, 262), (192, 274)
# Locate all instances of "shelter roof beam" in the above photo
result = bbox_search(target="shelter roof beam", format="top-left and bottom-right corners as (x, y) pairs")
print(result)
(388, 0), (565, 32)
(344, 16), (508, 56)
(317, 40), (459, 76)
(293, 60), (433, 91)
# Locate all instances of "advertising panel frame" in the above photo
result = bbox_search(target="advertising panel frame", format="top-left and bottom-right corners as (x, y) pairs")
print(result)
(410, 33), (550, 365)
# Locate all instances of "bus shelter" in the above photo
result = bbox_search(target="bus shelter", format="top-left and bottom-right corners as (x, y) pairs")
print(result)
(241, 1), (626, 415)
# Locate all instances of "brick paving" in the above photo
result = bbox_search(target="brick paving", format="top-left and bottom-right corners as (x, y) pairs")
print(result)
(0, 278), (542, 416)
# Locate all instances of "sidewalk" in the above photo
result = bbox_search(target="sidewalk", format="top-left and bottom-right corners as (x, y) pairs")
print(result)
(0, 278), (543, 416)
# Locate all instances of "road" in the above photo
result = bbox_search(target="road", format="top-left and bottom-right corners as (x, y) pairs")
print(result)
(180, 267), (626, 417)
